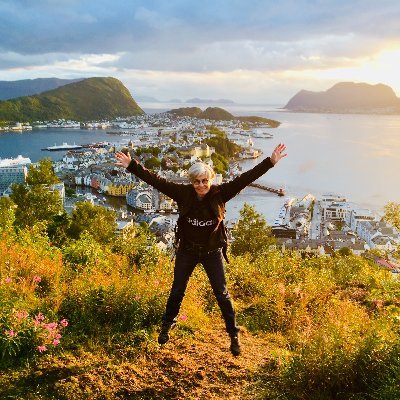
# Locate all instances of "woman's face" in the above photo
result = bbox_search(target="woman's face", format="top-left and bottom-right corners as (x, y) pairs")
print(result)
(192, 173), (212, 198)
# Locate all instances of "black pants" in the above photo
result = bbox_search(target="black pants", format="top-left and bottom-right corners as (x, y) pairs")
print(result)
(163, 247), (239, 336)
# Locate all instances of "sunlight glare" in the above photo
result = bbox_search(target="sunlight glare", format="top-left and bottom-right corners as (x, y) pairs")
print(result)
(289, 47), (400, 96)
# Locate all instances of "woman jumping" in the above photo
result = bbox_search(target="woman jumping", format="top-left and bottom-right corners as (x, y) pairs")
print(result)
(115, 143), (287, 356)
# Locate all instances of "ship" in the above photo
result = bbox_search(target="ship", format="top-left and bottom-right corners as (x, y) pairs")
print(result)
(43, 142), (83, 151)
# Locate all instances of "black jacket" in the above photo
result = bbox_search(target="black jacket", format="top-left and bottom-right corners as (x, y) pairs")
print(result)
(126, 157), (275, 261)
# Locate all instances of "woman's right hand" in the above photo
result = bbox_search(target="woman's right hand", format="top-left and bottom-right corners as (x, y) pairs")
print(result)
(115, 151), (132, 168)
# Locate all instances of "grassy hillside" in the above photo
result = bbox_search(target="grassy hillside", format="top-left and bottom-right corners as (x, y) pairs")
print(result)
(168, 106), (281, 127)
(1, 196), (400, 399)
(168, 106), (203, 117)
(201, 106), (235, 120)
(0, 77), (144, 122)
(237, 115), (281, 127)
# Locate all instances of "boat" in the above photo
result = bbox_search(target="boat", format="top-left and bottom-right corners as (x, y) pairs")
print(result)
(43, 142), (83, 151)
(251, 132), (273, 139)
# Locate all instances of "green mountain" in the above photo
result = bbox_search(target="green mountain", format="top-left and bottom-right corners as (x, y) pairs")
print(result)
(201, 107), (235, 120)
(168, 106), (280, 127)
(0, 77), (144, 122)
(168, 107), (203, 117)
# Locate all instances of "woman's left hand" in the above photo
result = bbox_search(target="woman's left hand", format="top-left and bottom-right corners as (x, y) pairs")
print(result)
(270, 143), (287, 165)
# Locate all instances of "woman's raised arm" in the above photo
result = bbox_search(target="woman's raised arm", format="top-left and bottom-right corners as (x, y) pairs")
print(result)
(114, 151), (184, 202)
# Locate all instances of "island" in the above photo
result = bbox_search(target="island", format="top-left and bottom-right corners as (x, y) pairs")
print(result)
(284, 82), (400, 114)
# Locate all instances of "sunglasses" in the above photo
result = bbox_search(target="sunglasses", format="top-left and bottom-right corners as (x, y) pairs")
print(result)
(192, 178), (210, 186)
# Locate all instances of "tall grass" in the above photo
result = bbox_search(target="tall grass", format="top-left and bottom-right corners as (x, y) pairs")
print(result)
(1, 221), (400, 399)
(227, 250), (400, 399)
(0, 225), (211, 367)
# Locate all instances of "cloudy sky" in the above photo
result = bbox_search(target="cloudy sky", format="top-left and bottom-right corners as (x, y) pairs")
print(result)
(1, 0), (400, 104)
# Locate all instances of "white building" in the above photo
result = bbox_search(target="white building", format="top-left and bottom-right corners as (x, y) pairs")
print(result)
(357, 220), (400, 250)
(297, 194), (315, 209)
(116, 220), (135, 236)
(321, 202), (350, 221)
(0, 155), (31, 196)
(136, 191), (153, 210)
(159, 199), (174, 211)
(213, 174), (223, 185)
(320, 193), (347, 205)
(346, 208), (376, 231)
(371, 235), (397, 252)
(48, 182), (66, 206)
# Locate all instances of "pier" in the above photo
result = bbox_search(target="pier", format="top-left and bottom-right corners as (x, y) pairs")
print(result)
(249, 182), (285, 196)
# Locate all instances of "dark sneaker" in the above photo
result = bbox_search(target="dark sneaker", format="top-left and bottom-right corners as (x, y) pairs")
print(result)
(157, 322), (176, 345)
(230, 333), (241, 356)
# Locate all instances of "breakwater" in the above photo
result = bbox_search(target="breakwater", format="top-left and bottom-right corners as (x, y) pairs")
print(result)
(249, 182), (285, 196)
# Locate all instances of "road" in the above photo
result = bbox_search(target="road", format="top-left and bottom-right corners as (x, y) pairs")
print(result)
(309, 200), (321, 240)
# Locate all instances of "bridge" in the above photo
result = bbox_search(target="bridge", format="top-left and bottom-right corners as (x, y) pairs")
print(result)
(249, 182), (285, 196)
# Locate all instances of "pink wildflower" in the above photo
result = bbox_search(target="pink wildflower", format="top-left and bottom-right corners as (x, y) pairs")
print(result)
(4, 277), (12, 284)
(52, 339), (60, 346)
(37, 345), (47, 352)
(55, 333), (62, 339)
(5, 330), (17, 337)
(33, 275), (42, 283)
(35, 313), (45, 321)
(60, 319), (68, 328)
(179, 315), (188, 321)
(16, 310), (28, 320)
(154, 280), (160, 285)
(45, 322), (58, 330)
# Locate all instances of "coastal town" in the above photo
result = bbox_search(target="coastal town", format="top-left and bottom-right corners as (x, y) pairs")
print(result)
(1, 112), (399, 273)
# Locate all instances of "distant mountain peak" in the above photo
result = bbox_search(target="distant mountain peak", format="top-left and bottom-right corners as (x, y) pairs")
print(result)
(0, 77), (84, 100)
(284, 81), (400, 114)
(185, 98), (235, 105)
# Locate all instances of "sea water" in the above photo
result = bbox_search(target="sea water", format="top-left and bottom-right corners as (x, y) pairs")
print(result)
(1, 105), (399, 223)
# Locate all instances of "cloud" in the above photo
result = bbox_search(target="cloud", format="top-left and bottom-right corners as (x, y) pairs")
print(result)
(1, 0), (400, 101)
(2, 1), (400, 57)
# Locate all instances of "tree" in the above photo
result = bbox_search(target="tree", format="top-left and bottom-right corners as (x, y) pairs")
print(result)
(337, 247), (352, 257)
(207, 126), (225, 138)
(383, 202), (400, 230)
(10, 183), (63, 228)
(0, 197), (16, 233)
(144, 156), (161, 170)
(47, 212), (72, 247)
(230, 203), (276, 257)
(167, 145), (177, 153)
(26, 158), (60, 185)
(383, 202), (400, 261)
(205, 136), (241, 158)
(112, 223), (157, 269)
(211, 153), (229, 175)
(9, 157), (63, 228)
(68, 201), (117, 244)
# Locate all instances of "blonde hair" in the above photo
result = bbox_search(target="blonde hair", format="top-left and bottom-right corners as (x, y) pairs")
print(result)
(188, 162), (215, 182)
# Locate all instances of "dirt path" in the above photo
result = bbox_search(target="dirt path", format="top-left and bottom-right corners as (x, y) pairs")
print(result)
(1, 324), (274, 400)
(126, 324), (272, 399)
